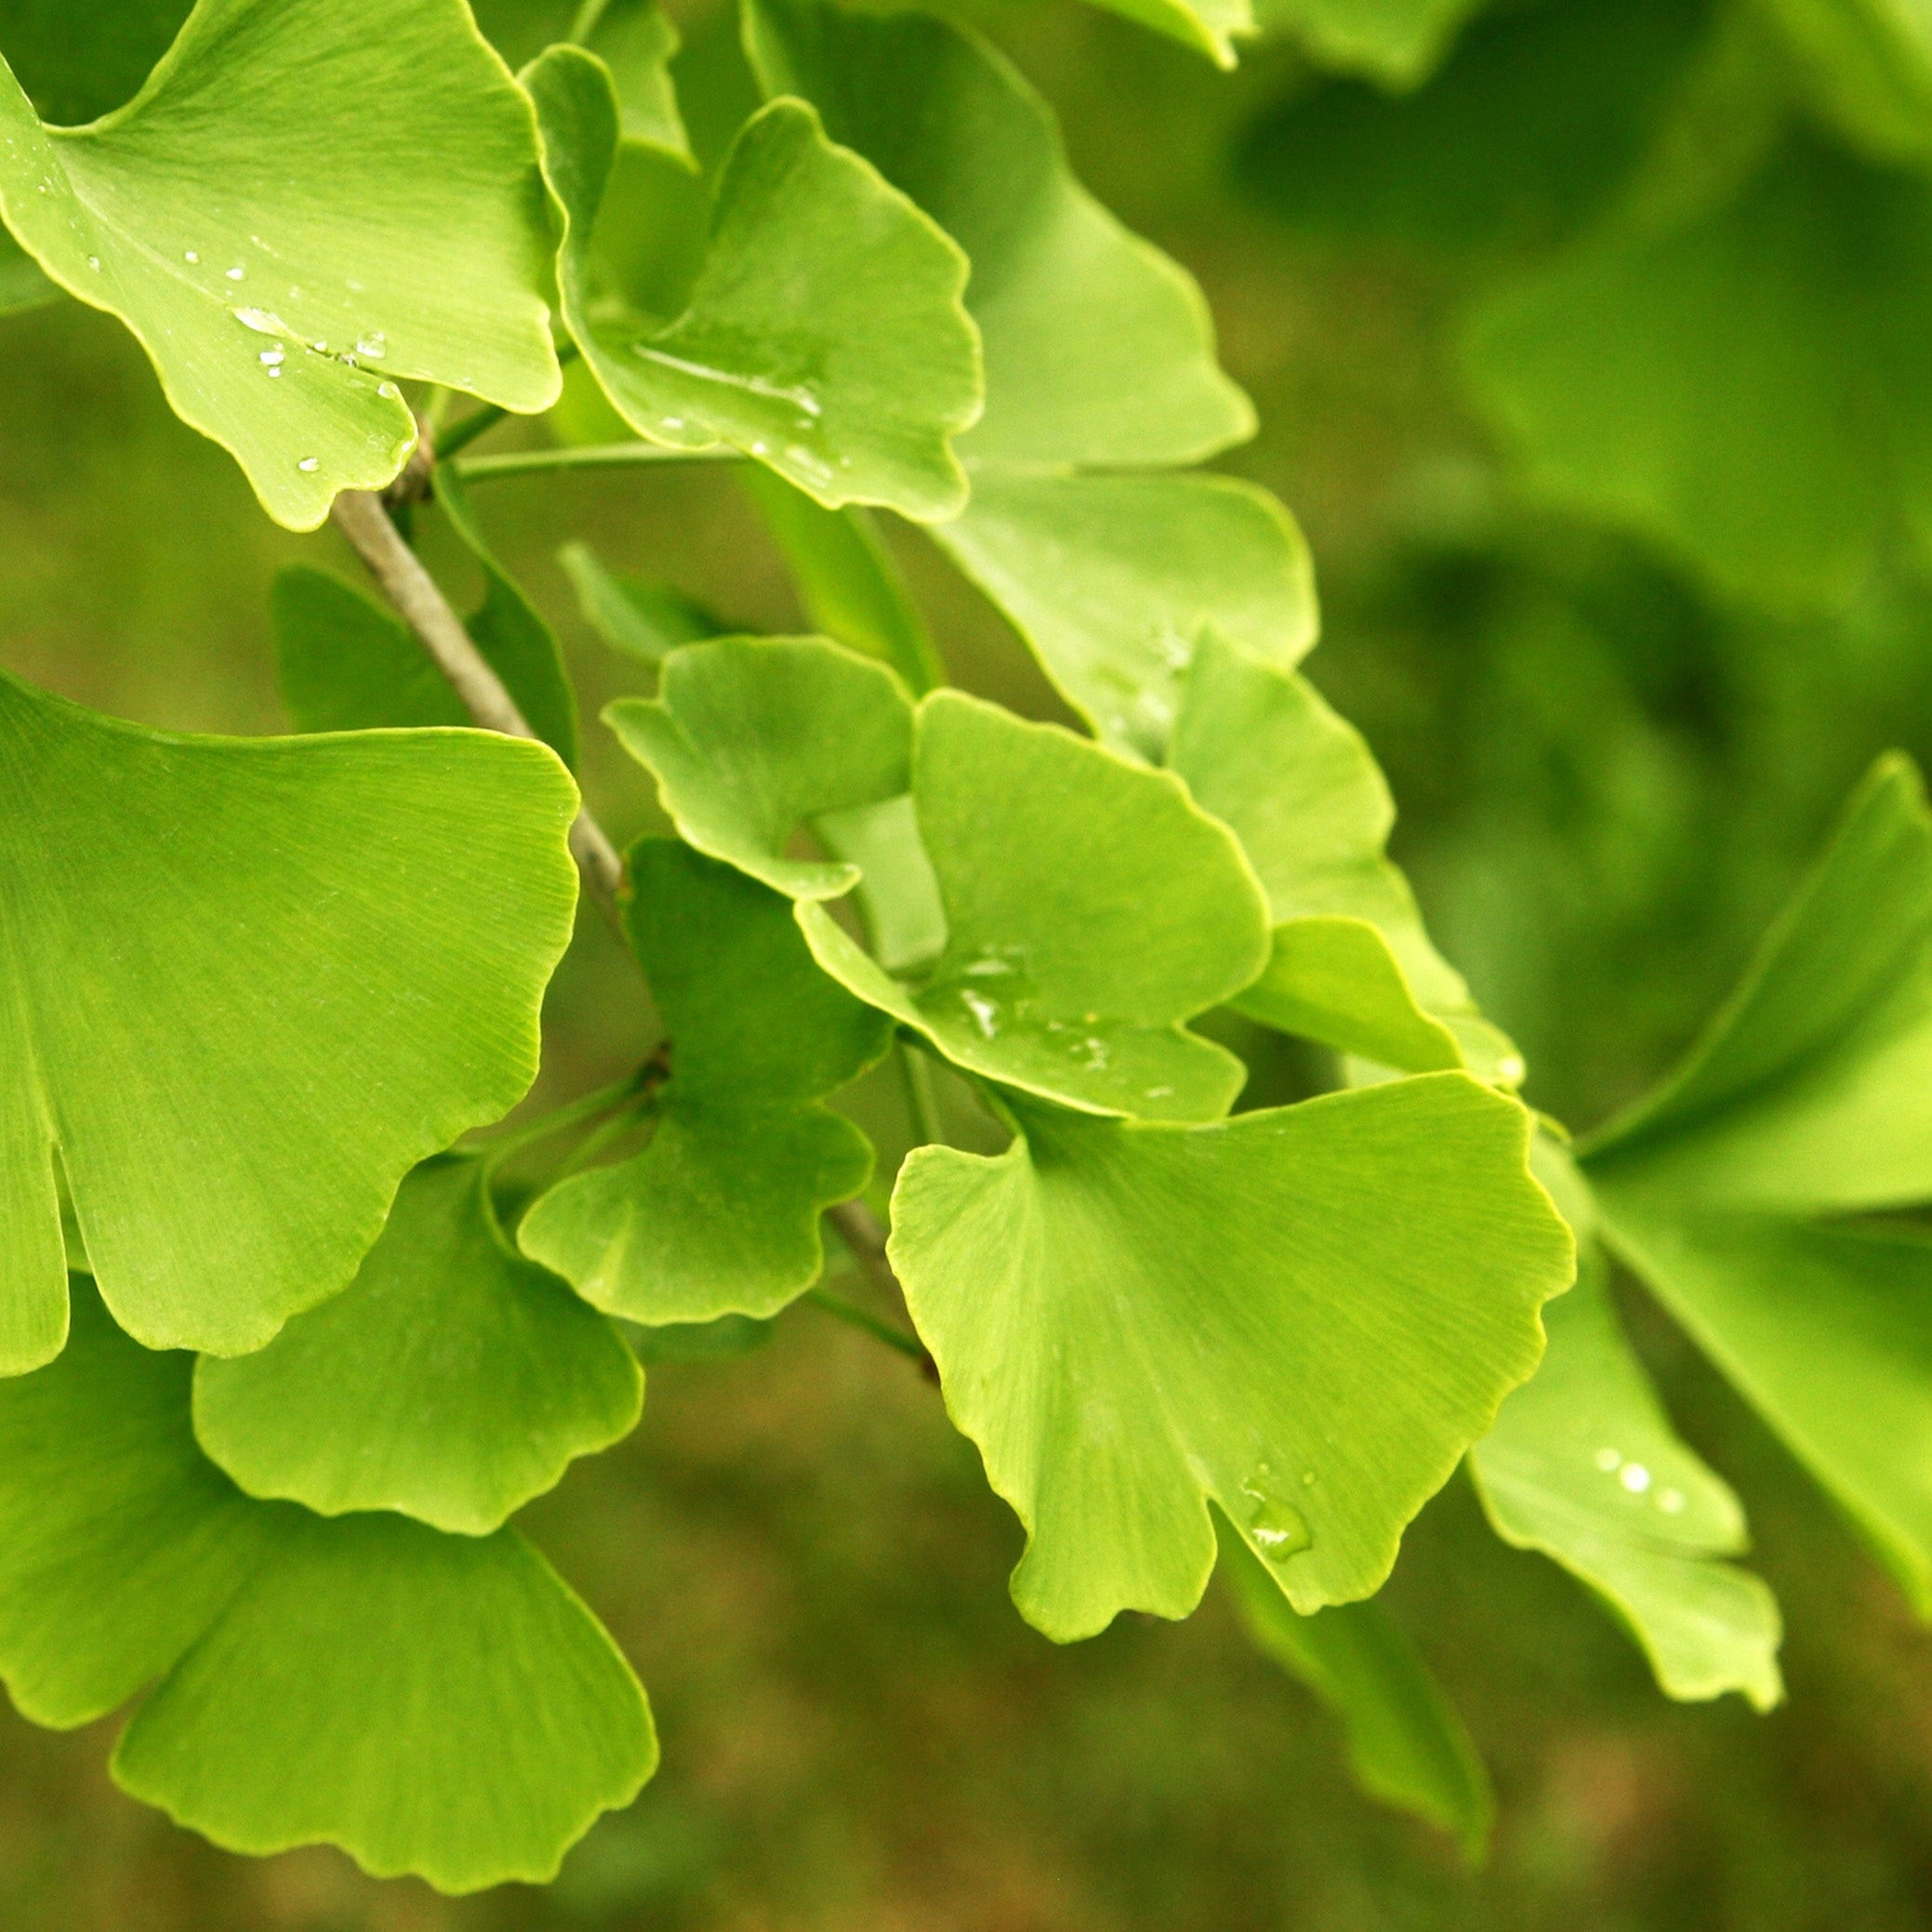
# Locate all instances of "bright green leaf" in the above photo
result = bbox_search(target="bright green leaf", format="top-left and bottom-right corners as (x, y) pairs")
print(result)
(745, 0), (1311, 754)
(0, 1279), (655, 1890)
(889, 1077), (1572, 1639)
(738, 466), (945, 695)
(526, 46), (979, 519)
(1251, 0), (1487, 87)
(192, 1157), (642, 1534)
(112, 1511), (655, 1892)
(1464, 133), (1932, 607)
(576, 0), (694, 162)
(604, 633), (914, 901)
(1582, 756), (1932, 1611)
(1472, 1234), (1783, 1709)
(800, 691), (1270, 1121)
(0, 664), (577, 1369)
(1170, 630), (1519, 1081)
(1080, 0), (1253, 67)
(558, 540), (722, 663)
(1221, 1525), (1493, 1856)
(521, 840), (887, 1320)
(0, 0), (561, 528)
(927, 472), (1316, 760)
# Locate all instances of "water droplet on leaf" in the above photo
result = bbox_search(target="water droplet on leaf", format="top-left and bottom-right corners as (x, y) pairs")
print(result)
(1620, 1462), (1651, 1494)
(225, 266), (245, 282)
(297, 457), (319, 472)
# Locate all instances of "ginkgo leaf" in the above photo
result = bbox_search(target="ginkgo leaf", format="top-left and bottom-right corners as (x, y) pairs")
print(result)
(525, 46), (979, 519)
(0, 664), (577, 1370)
(1755, 0), (1932, 165)
(604, 633), (915, 901)
(1581, 756), (1932, 1612)
(192, 1157), (642, 1534)
(1471, 1223), (1783, 1709)
(521, 840), (885, 1320)
(1081, 0), (1253, 67)
(744, 0), (1313, 755)
(800, 691), (1271, 1121)
(889, 1077), (1573, 1640)
(559, 540), (723, 663)
(113, 1513), (655, 1892)
(0, 0), (561, 529)
(738, 467), (945, 695)
(1169, 630), (1520, 1082)
(1251, 0), (1489, 87)
(0, 1279), (655, 1892)
(576, 0), (693, 162)
(271, 553), (577, 763)
(1220, 1525), (1493, 1856)
(1464, 132), (1932, 606)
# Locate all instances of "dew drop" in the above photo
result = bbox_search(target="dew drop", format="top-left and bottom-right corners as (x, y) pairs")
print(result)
(298, 457), (320, 472)
(1595, 1447), (1621, 1473)
(1620, 1462), (1652, 1494)
(1499, 1053), (1527, 1084)
(225, 265), (245, 282)
(267, 366), (281, 377)
(749, 439), (769, 457)
(258, 347), (285, 366)
(1658, 1488), (1686, 1515)
(377, 380), (401, 400)
(1075, 1037), (1110, 1070)
(959, 990), (1000, 1039)
(183, 249), (199, 263)
(86, 256), (99, 271)
(1144, 1084), (1173, 1100)
(663, 417), (684, 430)
(354, 332), (387, 360)
(1238, 1469), (1312, 1564)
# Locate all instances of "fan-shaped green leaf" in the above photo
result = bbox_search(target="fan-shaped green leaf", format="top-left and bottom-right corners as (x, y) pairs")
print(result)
(1170, 630), (1519, 1082)
(745, 0), (1311, 754)
(1465, 133), (1932, 607)
(192, 1157), (642, 1534)
(112, 1512), (655, 1892)
(1472, 1226), (1783, 1708)
(0, 1279), (654, 1890)
(1251, 0), (1488, 87)
(800, 691), (1271, 1121)
(576, 0), (693, 162)
(889, 1077), (1573, 1639)
(0, 666), (578, 1370)
(1582, 756), (1932, 1611)
(1221, 1526), (1492, 1856)
(558, 540), (723, 664)
(739, 467), (945, 695)
(1081, 0), (1253, 66)
(0, 0), (561, 528)
(525, 46), (979, 519)
(604, 633), (915, 900)
(521, 840), (886, 1320)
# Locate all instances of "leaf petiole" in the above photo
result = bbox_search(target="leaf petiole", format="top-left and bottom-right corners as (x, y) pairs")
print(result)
(472, 1063), (657, 1170)
(453, 443), (747, 485)
(802, 1285), (928, 1364)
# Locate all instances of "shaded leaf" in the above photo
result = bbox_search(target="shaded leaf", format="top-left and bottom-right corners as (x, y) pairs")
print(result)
(1582, 756), (1932, 1611)
(800, 691), (1270, 1121)
(0, 0), (561, 528)
(0, 664), (577, 1368)
(0, 1280), (654, 1892)
(576, 0), (693, 161)
(526, 46), (979, 518)
(192, 1158), (642, 1534)
(1081, 0), (1253, 66)
(1251, 0), (1488, 87)
(559, 540), (722, 663)
(520, 840), (887, 1320)
(604, 633), (914, 900)
(0, 226), (54, 312)
(1221, 1525), (1492, 1856)
(0, 0), (192, 126)
(889, 1077), (1572, 1639)
(1755, 0), (1932, 164)
(739, 466), (945, 695)
(1170, 630), (1519, 1081)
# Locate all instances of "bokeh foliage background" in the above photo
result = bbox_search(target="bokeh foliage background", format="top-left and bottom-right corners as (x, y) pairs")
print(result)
(5, 0), (1932, 1923)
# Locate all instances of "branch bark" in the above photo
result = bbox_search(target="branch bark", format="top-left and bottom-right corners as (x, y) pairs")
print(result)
(330, 487), (628, 920)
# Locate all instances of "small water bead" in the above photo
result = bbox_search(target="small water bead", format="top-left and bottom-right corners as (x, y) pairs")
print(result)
(354, 333), (387, 360)
(226, 266), (245, 282)
(377, 380), (401, 401)
(1595, 1447), (1621, 1473)
(1238, 1467), (1312, 1563)
(1144, 1084), (1173, 1100)
(959, 990), (1000, 1039)
(86, 257), (99, 271)
(1619, 1462), (1652, 1495)
(258, 347), (285, 366)
(184, 249), (199, 263)
(298, 457), (319, 472)
(1498, 1053), (1528, 1084)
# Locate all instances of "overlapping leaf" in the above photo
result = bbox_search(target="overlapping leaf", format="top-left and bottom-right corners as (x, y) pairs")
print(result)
(1472, 1145), (1782, 1707)
(1221, 1527), (1492, 1855)
(1170, 630), (1519, 1081)
(576, 0), (693, 162)
(0, 666), (577, 1370)
(559, 540), (723, 664)
(521, 840), (888, 1321)
(1251, 0), (1489, 87)
(0, 1282), (654, 1891)
(192, 1157), (642, 1533)
(1754, 0), (1932, 164)
(890, 1078), (1572, 1639)
(1581, 755), (1932, 1612)
(525, 45), (979, 519)
(745, 0), (1314, 757)
(0, 0), (561, 527)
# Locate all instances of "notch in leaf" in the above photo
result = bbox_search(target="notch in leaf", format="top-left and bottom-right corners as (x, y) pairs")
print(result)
(0, 665), (578, 1370)
(524, 44), (981, 520)
(889, 1077), (1573, 1640)
(0, 0), (562, 528)
(520, 840), (890, 1322)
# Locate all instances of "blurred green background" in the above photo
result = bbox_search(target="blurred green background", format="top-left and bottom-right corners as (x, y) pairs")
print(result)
(6, 0), (1932, 1924)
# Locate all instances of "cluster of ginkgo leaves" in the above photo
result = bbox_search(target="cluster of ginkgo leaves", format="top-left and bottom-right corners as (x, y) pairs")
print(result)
(0, 0), (1926, 1893)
